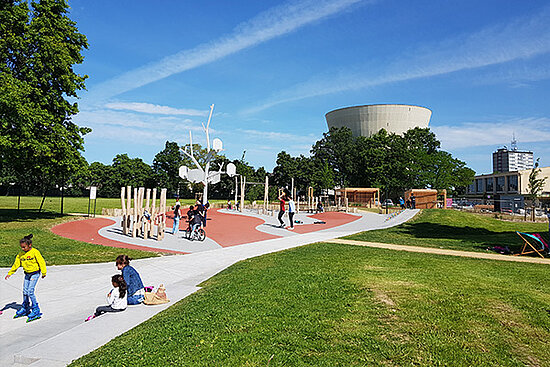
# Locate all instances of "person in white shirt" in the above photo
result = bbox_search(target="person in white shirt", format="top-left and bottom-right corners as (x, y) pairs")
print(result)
(85, 274), (127, 321)
(288, 196), (296, 230)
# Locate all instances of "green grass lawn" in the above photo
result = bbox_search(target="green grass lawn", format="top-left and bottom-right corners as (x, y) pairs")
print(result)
(0, 210), (159, 267)
(346, 209), (549, 253)
(71, 243), (550, 366)
(0, 196), (219, 215)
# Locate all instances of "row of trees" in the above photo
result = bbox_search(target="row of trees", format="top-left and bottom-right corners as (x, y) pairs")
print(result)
(272, 127), (475, 199)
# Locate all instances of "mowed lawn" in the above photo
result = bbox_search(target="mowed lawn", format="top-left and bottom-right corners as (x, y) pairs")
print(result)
(0, 196), (211, 215)
(71, 243), (550, 366)
(347, 209), (549, 253)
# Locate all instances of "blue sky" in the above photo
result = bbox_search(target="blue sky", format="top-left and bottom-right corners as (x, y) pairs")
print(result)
(69, 0), (550, 175)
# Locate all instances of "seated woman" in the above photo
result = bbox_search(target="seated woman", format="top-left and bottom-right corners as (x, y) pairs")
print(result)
(116, 255), (145, 305)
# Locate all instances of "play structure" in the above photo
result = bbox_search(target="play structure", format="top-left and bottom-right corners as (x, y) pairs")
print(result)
(514, 231), (549, 258)
(178, 104), (237, 204)
(120, 186), (167, 241)
(335, 188), (380, 209)
(404, 189), (448, 209)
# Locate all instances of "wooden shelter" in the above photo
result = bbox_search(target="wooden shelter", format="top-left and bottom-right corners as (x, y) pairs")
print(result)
(404, 189), (447, 209)
(336, 187), (380, 208)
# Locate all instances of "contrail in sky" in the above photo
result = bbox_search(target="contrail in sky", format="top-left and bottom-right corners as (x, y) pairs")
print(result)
(244, 5), (550, 114)
(86, 0), (367, 102)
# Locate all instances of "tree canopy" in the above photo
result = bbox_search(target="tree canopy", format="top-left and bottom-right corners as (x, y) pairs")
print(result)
(0, 0), (89, 192)
(275, 127), (475, 198)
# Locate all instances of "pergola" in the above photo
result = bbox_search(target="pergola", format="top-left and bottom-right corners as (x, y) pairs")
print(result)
(336, 187), (380, 208)
(404, 189), (447, 209)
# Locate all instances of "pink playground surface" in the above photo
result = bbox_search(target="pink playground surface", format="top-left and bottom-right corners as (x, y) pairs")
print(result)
(51, 209), (360, 253)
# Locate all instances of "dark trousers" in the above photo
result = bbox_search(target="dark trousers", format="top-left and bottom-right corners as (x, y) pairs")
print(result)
(94, 305), (125, 317)
(278, 210), (285, 226)
(289, 212), (295, 228)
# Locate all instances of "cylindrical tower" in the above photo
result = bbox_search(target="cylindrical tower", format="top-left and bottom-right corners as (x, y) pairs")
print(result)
(325, 104), (432, 137)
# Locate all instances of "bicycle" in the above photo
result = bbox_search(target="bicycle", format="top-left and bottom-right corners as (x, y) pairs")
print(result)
(184, 224), (206, 241)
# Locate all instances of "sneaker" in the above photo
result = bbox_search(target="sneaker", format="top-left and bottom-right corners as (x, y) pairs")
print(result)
(85, 314), (96, 322)
(289, 227), (294, 230)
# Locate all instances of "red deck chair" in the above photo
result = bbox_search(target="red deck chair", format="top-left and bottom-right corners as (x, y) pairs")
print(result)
(514, 232), (548, 258)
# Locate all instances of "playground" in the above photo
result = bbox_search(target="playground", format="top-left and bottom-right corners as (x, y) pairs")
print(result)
(0, 205), (417, 366)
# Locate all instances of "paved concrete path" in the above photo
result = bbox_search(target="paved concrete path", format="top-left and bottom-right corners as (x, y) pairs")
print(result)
(0, 209), (417, 366)
(327, 238), (550, 264)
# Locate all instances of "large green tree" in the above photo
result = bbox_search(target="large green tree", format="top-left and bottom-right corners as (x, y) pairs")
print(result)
(0, 0), (89, 195)
(277, 127), (474, 199)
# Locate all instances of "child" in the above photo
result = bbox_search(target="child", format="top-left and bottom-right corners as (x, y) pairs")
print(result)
(5, 234), (47, 322)
(116, 255), (145, 305)
(86, 274), (127, 321)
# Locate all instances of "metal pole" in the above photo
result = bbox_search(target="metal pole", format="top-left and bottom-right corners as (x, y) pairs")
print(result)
(60, 177), (64, 215)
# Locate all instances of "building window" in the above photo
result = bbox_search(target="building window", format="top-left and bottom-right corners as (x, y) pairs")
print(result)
(476, 179), (484, 193)
(496, 176), (505, 192)
(508, 175), (518, 192)
(486, 178), (494, 192)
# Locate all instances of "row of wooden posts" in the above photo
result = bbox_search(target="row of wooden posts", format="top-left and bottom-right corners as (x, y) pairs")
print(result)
(120, 186), (168, 241)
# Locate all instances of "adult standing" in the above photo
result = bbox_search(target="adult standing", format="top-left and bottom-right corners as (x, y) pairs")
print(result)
(410, 193), (416, 209)
(116, 255), (145, 305)
(288, 196), (296, 230)
(171, 197), (181, 235)
(278, 193), (287, 228)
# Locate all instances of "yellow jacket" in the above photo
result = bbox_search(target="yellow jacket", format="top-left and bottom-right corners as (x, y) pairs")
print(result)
(8, 248), (47, 276)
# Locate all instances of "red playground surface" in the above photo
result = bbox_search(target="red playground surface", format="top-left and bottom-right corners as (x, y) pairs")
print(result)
(51, 218), (187, 254)
(51, 209), (360, 253)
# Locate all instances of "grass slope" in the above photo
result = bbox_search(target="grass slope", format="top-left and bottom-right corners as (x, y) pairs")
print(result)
(347, 209), (549, 253)
(0, 210), (158, 267)
(72, 243), (550, 366)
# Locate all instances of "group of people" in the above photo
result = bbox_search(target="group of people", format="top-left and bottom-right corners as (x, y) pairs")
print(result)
(4, 236), (146, 323)
(398, 194), (416, 209)
(278, 192), (296, 229)
(171, 197), (209, 237)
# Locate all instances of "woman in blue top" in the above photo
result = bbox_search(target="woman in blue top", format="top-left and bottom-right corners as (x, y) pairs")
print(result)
(116, 255), (145, 305)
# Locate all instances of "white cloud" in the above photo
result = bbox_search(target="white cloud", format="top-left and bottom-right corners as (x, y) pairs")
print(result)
(105, 102), (209, 116)
(432, 117), (550, 150)
(86, 0), (367, 102)
(75, 107), (210, 146)
(245, 6), (550, 113)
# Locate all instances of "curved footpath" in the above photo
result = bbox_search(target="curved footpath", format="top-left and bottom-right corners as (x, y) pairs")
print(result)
(1, 209), (416, 366)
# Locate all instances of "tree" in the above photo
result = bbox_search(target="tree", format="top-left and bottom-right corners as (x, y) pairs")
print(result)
(152, 141), (190, 197)
(0, 0), (89, 206)
(528, 158), (547, 221)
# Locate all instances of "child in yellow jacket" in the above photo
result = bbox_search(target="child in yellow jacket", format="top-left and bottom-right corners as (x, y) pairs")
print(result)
(5, 234), (47, 322)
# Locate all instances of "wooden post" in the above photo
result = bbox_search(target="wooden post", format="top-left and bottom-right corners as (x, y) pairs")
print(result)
(157, 188), (167, 241)
(151, 188), (157, 239)
(121, 187), (127, 235)
(263, 176), (269, 214)
(144, 188), (151, 239)
(132, 187), (138, 237)
(126, 186), (132, 234)
(138, 187), (145, 236)
(234, 176), (238, 209)
(240, 176), (246, 212)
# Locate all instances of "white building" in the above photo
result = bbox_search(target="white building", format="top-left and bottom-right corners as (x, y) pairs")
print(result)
(325, 104), (431, 137)
(493, 148), (533, 173)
